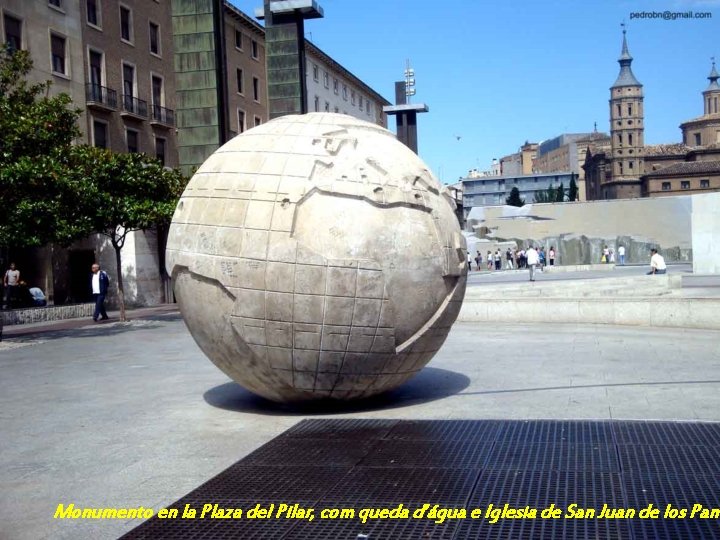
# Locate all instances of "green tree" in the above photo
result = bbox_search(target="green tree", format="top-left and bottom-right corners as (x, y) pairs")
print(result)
(555, 182), (565, 202)
(0, 46), (85, 247)
(0, 46), (187, 318)
(74, 147), (186, 321)
(568, 177), (579, 201)
(533, 185), (556, 203)
(505, 186), (525, 207)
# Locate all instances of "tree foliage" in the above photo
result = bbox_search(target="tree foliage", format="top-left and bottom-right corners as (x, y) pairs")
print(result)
(568, 178), (579, 201)
(0, 46), (84, 247)
(0, 46), (188, 319)
(71, 146), (186, 320)
(505, 186), (525, 207)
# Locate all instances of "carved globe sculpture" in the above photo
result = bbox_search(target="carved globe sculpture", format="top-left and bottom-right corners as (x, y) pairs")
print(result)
(166, 113), (467, 402)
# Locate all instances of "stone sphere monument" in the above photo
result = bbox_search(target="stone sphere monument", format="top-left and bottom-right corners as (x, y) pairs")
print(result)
(166, 113), (467, 402)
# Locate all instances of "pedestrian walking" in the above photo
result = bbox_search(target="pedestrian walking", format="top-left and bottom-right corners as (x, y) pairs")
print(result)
(505, 248), (514, 270)
(91, 263), (110, 322)
(549, 246), (556, 266)
(618, 245), (626, 265)
(526, 246), (540, 281)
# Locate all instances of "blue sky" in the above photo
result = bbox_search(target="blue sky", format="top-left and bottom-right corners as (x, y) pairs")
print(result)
(229, 0), (719, 183)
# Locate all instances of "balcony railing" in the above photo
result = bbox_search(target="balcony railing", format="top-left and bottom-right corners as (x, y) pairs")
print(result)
(151, 104), (175, 127)
(85, 83), (117, 110)
(121, 94), (148, 118)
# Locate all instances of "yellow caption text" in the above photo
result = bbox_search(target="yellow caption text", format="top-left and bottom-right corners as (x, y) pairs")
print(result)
(54, 502), (720, 524)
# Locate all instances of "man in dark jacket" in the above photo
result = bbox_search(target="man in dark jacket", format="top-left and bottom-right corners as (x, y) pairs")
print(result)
(91, 263), (110, 322)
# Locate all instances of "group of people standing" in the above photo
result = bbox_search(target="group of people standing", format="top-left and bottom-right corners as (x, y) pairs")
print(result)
(2, 261), (111, 322)
(467, 246), (557, 273)
(601, 245), (627, 265)
(2, 263), (46, 309)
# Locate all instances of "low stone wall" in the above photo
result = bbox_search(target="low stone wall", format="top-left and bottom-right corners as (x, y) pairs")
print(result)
(458, 297), (720, 330)
(1, 303), (94, 326)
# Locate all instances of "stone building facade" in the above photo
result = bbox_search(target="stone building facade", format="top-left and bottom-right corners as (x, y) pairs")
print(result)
(306, 42), (388, 126)
(499, 142), (537, 176)
(533, 132), (610, 201)
(80, 0), (178, 166)
(585, 32), (720, 201)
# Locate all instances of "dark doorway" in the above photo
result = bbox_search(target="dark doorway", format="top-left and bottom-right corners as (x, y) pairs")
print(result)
(68, 250), (95, 303)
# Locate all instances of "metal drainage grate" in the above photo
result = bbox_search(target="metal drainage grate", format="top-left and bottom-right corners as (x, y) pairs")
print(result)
(120, 419), (720, 540)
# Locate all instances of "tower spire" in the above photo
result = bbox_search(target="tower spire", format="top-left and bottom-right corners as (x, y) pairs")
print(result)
(612, 25), (641, 88)
(708, 57), (720, 90)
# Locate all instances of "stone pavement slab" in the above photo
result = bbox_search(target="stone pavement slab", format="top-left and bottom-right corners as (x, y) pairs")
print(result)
(0, 316), (719, 539)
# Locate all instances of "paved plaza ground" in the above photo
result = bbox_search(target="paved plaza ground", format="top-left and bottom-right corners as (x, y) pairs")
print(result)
(1, 307), (719, 539)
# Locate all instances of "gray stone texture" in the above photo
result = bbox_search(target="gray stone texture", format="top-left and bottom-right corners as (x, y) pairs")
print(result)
(467, 196), (694, 265)
(166, 113), (467, 401)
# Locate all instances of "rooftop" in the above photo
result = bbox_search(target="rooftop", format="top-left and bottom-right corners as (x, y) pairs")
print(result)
(643, 160), (720, 177)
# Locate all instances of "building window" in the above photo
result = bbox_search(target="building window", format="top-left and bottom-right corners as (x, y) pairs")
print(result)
(351, 90), (356, 105)
(254, 115), (261, 127)
(700, 179), (710, 188)
(149, 22), (160, 55)
(88, 49), (103, 88)
(237, 110), (245, 133)
(86, 0), (100, 27)
(235, 29), (242, 49)
(3, 13), (22, 52)
(122, 62), (135, 100)
(334, 106), (339, 113)
(661, 182), (671, 191)
(251, 39), (258, 59)
(617, 133), (622, 145)
(151, 74), (163, 113)
(324, 101), (329, 112)
(342, 84), (347, 100)
(50, 34), (67, 75)
(312, 64), (318, 81)
(314, 95), (319, 112)
(252, 76), (259, 101)
(367, 103), (372, 116)
(333, 78), (338, 94)
(236, 68), (243, 94)
(616, 104), (621, 117)
(126, 129), (138, 153)
(120, 5), (133, 43)
(694, 133), (701, 146)
(323, 71), (329, 88)
(681, 181), (690, 189)
(49, 0), (63, 8)
(123, 64), (135, 99)
(618, 162), (624, 175)
(628, 133), (633, 145)
(93, 119), (107, 148)
(627, 104), (632, 115)
(359, 96), (363, 110)
(628, 161), (634, 170)
(155, 137), (166, 165)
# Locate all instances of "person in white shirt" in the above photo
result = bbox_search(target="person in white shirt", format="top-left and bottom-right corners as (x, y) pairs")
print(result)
(618, 245), (626, 265)
(526, 246), (540, 281)
(467, 252), (472, 271)
(648, 249), (667, 275)
(28, 287), (46, 307)
(3, 262), (20, 309)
